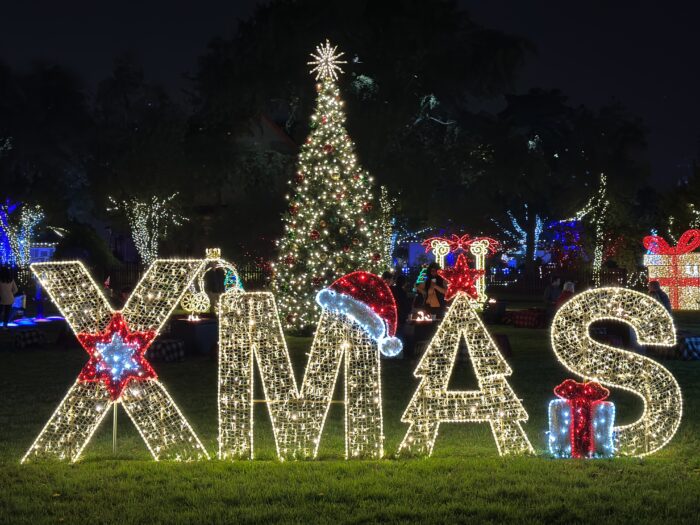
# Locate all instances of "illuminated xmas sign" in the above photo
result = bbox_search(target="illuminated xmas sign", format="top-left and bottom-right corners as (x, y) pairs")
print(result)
(24, 262), (682, 462)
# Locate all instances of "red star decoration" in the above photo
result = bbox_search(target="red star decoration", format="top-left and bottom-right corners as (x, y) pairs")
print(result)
(77, 313), (157, 400)
(438, 253), (485, 301)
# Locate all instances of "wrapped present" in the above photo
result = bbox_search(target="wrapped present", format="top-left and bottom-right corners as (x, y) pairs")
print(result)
(643, 229), (700, 310)
(547, 379), (616, 458)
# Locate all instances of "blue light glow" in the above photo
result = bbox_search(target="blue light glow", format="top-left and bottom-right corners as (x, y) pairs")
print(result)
(95, 333), (142, 381)
(547, 399), (616, 459)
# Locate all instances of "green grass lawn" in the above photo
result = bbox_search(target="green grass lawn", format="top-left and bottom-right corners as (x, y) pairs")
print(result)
(1, 318), (699, 524)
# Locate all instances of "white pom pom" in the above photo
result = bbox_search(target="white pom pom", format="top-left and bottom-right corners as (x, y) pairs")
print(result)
(378, 336), (402, 357)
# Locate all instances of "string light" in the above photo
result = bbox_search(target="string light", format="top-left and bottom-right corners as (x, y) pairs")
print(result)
(0, 201), (44, 273)
(492, 205), (545, 260)
(428, 239), (450, 269)
(22, 259), (210, 462)
(666, 204), (700, 243)
(318, 271), (402, 357)
(547, 379), (616, 459)
(107, 194), (187, 266)
(218, 289), (384, 460)
(398, 292), (534, 457)
(469, 239), (497, 302)
(413, 266), (428, 292)
(379, 186), (396, 270)
(438, 253), (484, 302)
(643, 229), (700, 310)
(307, 39), (347, 81)
(180, 249), (244, 319)
(550, 287), (682, 457)
(273, 40), (383, 331)
(564, 174), (609, 286)
(421, 234), (498, 301)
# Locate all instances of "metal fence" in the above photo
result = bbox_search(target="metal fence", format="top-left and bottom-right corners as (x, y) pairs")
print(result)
(486, 268), (632, 296)
(92, 262), (636, 299)
(99, 261), (270, 292)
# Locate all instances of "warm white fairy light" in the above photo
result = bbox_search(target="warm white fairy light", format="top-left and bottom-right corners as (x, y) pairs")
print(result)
(429, 239), (451, 269)
(470, 238), (493, 303)
(218, 291), (383, 460)
(379, 186), (396, 271)
(0, 201), (44, 270)
(550, 287), (682, 457)
(398, 292), (533, 457)
(643, 229), (700, 310)
(273, 41), (383, 331)
(307, 39), (347, 81)
(180, 249), (244, 318)
(107, 194), (186, 266)
(666, 204), (700, 243)
(22, 259), (210, 462)
(565, 174), (609, 286)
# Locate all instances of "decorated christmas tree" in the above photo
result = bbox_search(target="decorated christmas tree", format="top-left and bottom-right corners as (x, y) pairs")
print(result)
(273, 40), (384, 331)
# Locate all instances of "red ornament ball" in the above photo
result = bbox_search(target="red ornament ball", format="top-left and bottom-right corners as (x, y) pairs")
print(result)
(362, 202), (373, 213)
(310, 230), (320, 240)
(311, 276), (323, 286)
(323, 144), (334, 154)
(321, 116), (328, 124)
(284, 255), (295, 266)
(372, 252), (381, 261)
(289, 204), (299, 216)
(294, 173), (305, 183)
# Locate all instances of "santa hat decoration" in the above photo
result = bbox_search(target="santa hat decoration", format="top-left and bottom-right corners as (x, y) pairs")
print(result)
(315, 271), (402, 357)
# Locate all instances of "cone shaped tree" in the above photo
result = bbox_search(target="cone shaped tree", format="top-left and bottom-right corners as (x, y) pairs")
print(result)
(273, 41), (384, 331)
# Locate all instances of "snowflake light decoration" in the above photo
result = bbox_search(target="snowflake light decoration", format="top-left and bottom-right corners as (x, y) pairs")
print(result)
(79, 313), (156, 399)
(308, 39), (347, 81)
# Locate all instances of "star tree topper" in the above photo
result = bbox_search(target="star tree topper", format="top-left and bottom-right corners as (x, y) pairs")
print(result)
(308, 39), (347, 81)
(77, 312), (157, 399)
(438, 253), (485, 301)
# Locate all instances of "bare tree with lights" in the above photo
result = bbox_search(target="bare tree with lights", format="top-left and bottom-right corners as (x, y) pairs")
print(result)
(0, 201), (44, 272)
(108, 193), (186, 266)
(272, 40), (384, 331)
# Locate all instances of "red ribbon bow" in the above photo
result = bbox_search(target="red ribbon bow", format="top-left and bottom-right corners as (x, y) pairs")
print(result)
(643, 229), (700, 309)
(422, 234), (499, 254)
(554, 379), (610, 458)
(643, 229), (700, 255)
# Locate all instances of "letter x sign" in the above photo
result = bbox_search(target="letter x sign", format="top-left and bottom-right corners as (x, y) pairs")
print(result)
(22, 260), (209, 463)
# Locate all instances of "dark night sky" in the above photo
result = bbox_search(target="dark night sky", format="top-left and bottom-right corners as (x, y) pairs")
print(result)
(1, 0), (698, 185)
